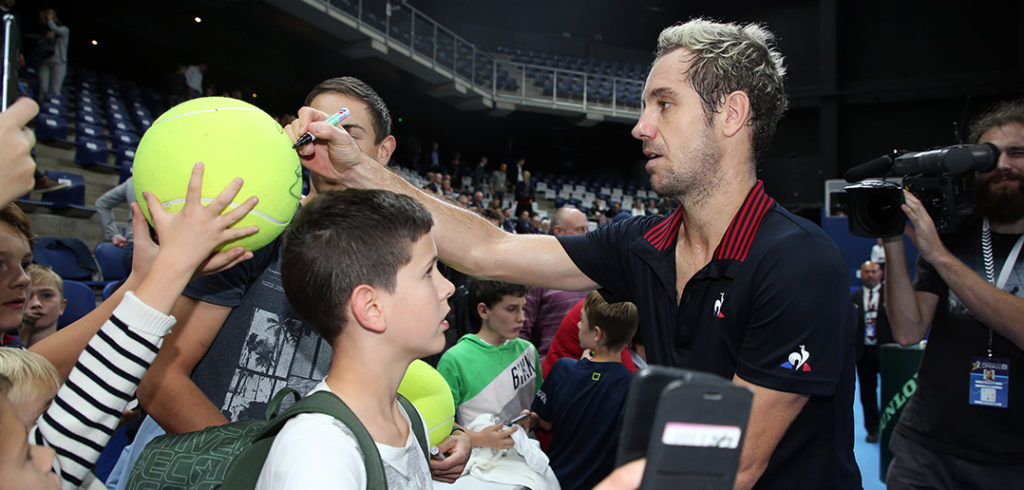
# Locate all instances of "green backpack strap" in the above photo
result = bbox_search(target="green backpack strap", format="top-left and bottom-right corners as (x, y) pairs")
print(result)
(222, 390), (387, 490)
(397, 393), (430, 463)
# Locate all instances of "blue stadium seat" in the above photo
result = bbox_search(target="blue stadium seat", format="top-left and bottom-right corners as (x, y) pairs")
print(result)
(32, 237), (100, 283)
(40, 170), (96, 217)
(35, 113), (68, 142)
(58, 280), (96, 328)
(74, 136), (117, 172)
(77, 111), (102, 127)
(77, 122), (105, 139)
(39, 101), (66, 118)
(94, 242), (129, 282)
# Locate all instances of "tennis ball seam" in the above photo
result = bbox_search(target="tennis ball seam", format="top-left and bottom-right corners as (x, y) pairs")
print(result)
(152, 107), (265, 126)
(160, 198), (291, 225)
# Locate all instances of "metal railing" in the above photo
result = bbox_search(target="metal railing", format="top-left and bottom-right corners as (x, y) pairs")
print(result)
(315, 0), (643, 118)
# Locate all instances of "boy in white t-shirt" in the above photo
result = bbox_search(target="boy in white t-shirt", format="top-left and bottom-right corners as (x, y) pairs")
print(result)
(256, 189), (456, 489)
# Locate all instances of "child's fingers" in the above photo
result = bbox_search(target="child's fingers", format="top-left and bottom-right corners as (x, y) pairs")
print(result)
(205, 177), (245, 215)
(198, 248), (253, 276)
(128, 202), (151, 241)
(141, 191), (166, 221)
(219, 225), (259, 242)
(183, 162), (206, 207)
(218, 196), (258, 225)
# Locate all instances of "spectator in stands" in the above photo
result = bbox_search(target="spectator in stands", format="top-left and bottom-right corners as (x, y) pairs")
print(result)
(448, 152), (464, 189)
(184, 63), (206, 98)
(133, 76), (469, 484)
(428, 141), (441, 172)
(478, 208), (503, 228)
(296, 18), (859, 488)
(490, 162), (507, 203)
(501, 208), (517, 234)
(473, 156), (488, 194)
(529, 291), (638, 489)
(514, 170), (535, 217)
(456, 193), (470, 208)
(515, 209), (536, 235)
(36, 9), (68, 97)
(437, 280), (539, 448)
(520, 207), (590, 358)
(19, 265), (65, 348)
(0, 98), (40, 206)
(631, 200), (645, 217)
(646, 198), (659, 216)
(423, 171), (442, 196)
(167, 63), (189, 105)
(531, 215), (544, 233)
(95, 176), (135, 249)
(468, 190), (485, 209)
(510, 157), (526, 185)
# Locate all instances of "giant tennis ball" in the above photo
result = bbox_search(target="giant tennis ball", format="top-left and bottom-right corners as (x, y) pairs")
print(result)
(132, 97), (302, 252)
(398, 359), (456, 447)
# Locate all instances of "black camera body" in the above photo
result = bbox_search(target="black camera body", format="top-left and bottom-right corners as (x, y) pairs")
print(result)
(843, 143), (1000, 238)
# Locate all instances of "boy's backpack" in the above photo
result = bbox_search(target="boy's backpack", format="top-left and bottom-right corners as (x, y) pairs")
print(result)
(125, 388), (429, 490)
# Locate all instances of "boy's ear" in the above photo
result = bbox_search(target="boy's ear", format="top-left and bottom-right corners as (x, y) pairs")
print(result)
(350, 285), (386, 334)
(592, 325), (606, 345)
(58, 298), (66, 316)
(475, 302), (489, 321)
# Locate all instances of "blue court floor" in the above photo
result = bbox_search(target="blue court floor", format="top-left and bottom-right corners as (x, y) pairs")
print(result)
(853, 375), (886, 490)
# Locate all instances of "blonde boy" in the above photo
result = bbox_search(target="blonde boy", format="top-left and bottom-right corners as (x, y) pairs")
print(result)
(0, 349), (62, 427)
(20, 265), (66, 347)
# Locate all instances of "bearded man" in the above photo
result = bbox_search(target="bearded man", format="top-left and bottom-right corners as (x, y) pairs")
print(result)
(883, 98), (1024, 488)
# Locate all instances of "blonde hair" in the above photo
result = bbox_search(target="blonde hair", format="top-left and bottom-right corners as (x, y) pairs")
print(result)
(655, 18), (787, 159)
(0, 349), (63, 406)
(26, 264), (64, 299)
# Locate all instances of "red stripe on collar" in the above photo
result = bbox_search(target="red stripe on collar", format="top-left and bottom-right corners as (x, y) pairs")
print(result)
(714, 180), (774, 261)
(642, 204), (685, 252)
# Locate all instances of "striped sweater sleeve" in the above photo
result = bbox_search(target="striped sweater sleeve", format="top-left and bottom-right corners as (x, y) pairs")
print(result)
(28, 291), (177, 490)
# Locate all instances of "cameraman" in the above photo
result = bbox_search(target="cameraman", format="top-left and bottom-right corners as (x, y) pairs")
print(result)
(883, 99), (1024, 488)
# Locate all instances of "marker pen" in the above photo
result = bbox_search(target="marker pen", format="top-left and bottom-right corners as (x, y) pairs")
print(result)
(430, 445), (446, 461)
(292, 107), (350, 148)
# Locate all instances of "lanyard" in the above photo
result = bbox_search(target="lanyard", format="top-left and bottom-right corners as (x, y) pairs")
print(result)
(981, 218), (1024, 356)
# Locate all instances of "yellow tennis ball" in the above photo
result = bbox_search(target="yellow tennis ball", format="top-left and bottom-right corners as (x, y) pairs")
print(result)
(398, 359), (456, 447)
(132, 97), (302, 252)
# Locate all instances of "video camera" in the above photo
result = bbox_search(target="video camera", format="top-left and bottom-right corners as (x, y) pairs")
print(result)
(842, 143), (999, 238)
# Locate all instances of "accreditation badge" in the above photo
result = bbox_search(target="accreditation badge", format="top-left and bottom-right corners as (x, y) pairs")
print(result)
(969, 357), (1009, 408)
(863, 310), (878, 346)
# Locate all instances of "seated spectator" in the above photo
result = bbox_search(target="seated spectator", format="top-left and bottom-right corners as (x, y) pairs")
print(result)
(469, 190), (486, 209)
(19, 265), (66, 348)
(529, 291), (638, 489)
(256, 189), (454, 488)
(515, 210), (536, 234)
(437, 280), (540, 449)
(477, 208), (504, 228)
(95, 177), (136, 249)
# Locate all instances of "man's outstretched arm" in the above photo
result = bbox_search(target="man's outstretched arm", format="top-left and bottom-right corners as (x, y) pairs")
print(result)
(289, 107), (598, 292)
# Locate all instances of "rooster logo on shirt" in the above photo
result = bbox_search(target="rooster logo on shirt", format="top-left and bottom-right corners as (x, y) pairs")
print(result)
(780, 345), (812, 372)
(713, 292), (726, 318)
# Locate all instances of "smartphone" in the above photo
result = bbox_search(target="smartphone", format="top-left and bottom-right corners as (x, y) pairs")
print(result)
(503, 413), (528, 427)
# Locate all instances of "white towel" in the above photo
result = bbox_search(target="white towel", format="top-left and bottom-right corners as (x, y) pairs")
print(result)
(463, 414), (560, 490)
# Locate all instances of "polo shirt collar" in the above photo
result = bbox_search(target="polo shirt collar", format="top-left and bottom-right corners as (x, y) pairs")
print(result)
(641, 180), (775, 262)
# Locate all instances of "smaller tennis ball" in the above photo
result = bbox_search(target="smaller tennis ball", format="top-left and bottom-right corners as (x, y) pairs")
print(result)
(398, 359), (456, 447)
(132, 97), (302, 251)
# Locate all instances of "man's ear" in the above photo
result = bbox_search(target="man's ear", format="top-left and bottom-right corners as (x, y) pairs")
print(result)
(350, 285), (386, 333)
(377, 135), (397, 164)
(720, 90), (751, 138)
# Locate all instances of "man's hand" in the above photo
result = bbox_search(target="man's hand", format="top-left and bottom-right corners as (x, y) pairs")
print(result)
(430, 429), (470, 483)
(900, 190), (950, 264)
(469, 423), (518, 450)
(287, 106), (365, 188)
(0, 98), (39, 206)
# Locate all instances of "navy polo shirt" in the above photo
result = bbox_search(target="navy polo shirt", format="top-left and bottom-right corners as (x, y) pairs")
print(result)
(558, 181), (860, 489)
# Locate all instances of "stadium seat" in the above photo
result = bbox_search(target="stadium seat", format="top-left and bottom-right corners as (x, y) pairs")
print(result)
(75, 136), (117, 171)
(34, 113), (68, 143)
(101, 280), (120, 300)
(77, 122), (106, 139)
(58, 280), (96, 328)
(32, 237), (100, 283)
(94, 242), (129, 282)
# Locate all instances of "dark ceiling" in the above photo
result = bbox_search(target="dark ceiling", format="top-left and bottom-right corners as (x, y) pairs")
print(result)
(21, 0), (1024, 208)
